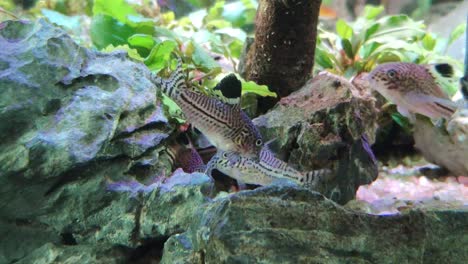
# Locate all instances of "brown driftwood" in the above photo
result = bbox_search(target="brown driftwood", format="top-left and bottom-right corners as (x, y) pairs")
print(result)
(244, 0), (322, 111)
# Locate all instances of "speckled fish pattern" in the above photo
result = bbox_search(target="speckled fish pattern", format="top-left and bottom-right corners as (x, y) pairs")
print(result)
(367, 62), (458, 119)
(207, 147), (332, 188)
(151, 61), (263, 158)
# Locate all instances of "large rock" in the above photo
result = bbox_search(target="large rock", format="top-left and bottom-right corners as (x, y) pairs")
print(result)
(164, 186), (468, 263)
(0, 19), (192, 263)
(2, 19), (466, 264)
(15, 243), (128, 264)
(253, 72), (379, 204)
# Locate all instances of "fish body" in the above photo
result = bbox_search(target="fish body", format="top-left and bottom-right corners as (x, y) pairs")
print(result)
(206, 147), (332, 188)
(151, 61), (263, 158)
(367, 62), (458, 120)
(166, 143), (205, 173)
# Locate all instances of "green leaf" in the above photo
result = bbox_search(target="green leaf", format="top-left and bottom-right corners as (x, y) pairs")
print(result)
(206, 0), (225, 21)
(222, 0), (257, 28)
(380, 14), (410, 26)
(391, 112), (411, 132)
(448, 23), (466, 46)
(188, 9), (207, 28)
(126, 15), (155, 34)
(41, 9), (81, 32)
(241, 80), (277, 97)
(341, 39), (354, 59)
(364, 23), (380, 41)
(93, 0), (137, 24)
(377, 51), (404, 63)
(214, 27), (247, 41)
(102, 44), (145, 61)
(374, 40), (422, 54)
(186, 0), (206, 8)
(144, 40), (178, 72)
(161, 94), (185, 123)
(344, 67), (357, 79)
(336, 19), (353, 40)
(188, 41), (221, 72)
(360, 42), (381, 58)
(128, 34), (155, 50)
(161, 11), (175, 23)
(228, 39), (244, 59)
(421, 33), (436, 51)
(154, 26), (179, 40)
(90, 14), (136, 49)
(315, 47), (335, 69)
(205, 19), (232, 30)
(364, 5), (385, 20)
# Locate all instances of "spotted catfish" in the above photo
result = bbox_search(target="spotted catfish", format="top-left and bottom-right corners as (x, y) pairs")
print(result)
(206, 146), (333, 189)
(151, 59), (264, 158)
(366, 62), (459, 120)
(165, 134), (206, 173)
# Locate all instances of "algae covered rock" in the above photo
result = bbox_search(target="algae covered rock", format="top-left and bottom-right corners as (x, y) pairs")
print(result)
(15, 243), (128, 264)
(254, 72), (379, 204)
(0, 19), (186, 263)
(1, 19), (466, 264)
(168, 186), (468, 264)
(0, 19), (172, 180)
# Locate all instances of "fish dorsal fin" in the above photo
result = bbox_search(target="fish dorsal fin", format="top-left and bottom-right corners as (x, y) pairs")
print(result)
(213, 74), (242, 106)
(424, 63), (456, 99)
(425, 63), (454, 79)
(259, 137), (279, 157)
(433, 63), (454, 78)
(263, 138), (277, 149)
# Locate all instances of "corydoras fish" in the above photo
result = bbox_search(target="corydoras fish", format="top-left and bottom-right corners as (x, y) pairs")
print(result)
(151, 59), (264, 158)
(367, 62), (458, 120)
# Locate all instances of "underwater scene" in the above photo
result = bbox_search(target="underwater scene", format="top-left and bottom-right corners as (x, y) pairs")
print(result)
(0, 0), (467, 263)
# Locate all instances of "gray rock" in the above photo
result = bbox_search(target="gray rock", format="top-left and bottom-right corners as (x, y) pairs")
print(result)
(253, 72), (379, 204)
(177, 186), (468, 264)
(15, 243), (128, 264)
(161, 234), (203, 264)
(2, 19), (466, 264)
(0, 19), (187, 263)
(0, 19), (173, 181)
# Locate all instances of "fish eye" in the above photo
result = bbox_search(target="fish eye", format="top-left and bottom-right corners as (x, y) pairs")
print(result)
(386, 69), (397, 79)
(255, 139), (263, 146)
(222, 152), (228, 158)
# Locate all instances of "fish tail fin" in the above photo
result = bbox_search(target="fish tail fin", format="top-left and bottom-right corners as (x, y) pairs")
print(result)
(151, 57), (186, 98)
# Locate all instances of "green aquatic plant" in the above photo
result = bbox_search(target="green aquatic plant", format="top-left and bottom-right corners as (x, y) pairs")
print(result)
(86, 0), (272, 122)
(315, 5), (466, 130)
(315, 5), (465, 93)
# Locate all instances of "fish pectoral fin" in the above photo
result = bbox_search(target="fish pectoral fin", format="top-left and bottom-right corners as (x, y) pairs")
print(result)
(405, 93), (457, 119)
(204, 156), (217, 176)
(420, 94), (457, 119)
(396, 105), (415, 122)
(212, 74), (242, 106)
